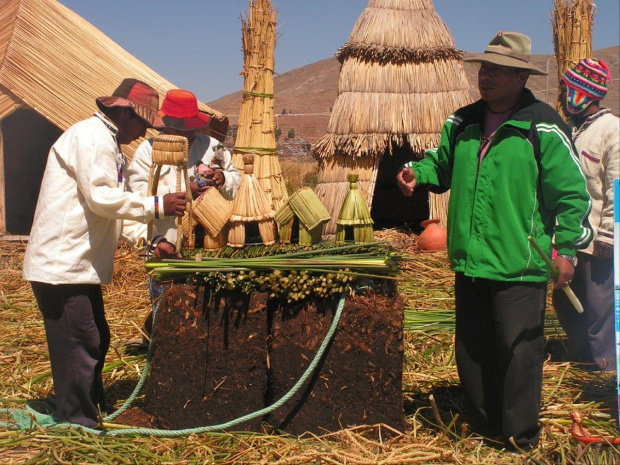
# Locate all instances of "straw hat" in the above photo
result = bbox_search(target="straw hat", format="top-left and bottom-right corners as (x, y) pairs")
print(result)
(96, 78), (162, 128)
(158, 89), (211, 131)
(464, 31), (547, 75)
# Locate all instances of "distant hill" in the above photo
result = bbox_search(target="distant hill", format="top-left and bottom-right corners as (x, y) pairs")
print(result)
(209, 45), (619, 147)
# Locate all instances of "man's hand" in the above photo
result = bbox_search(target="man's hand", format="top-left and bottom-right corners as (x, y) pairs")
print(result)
(396, 167), (416, 197)
(154, 240), (177, 259)
(211, 169), (225, 189)
(593, 241), (613, 260)
(553, 256), (575, 289)
(189, 180), (208, 200)
(162, 192), (187, 217)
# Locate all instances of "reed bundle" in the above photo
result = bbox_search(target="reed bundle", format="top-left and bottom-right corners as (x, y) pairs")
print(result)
(0, 0), (228, 161)
(233, 0), (288, 214)
(552, 0), (594, 115)
(335, 174), (374, 244)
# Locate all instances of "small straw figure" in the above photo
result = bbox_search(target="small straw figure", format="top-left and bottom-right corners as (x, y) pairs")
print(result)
(149, 134), (192, 250)
(335, 173), (374, 244)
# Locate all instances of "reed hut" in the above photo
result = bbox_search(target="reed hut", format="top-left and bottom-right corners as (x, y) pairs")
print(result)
(233, 0), (289, 215)
(552, 0), (594, 117)
(0, 0), (228, 235)
(311, 0), (472, 234)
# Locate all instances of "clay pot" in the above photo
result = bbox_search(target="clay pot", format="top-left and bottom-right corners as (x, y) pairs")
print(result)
(418, 219), (447, 252)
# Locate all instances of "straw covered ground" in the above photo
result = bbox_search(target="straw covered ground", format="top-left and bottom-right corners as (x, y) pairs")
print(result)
(0, 231), (618, 464)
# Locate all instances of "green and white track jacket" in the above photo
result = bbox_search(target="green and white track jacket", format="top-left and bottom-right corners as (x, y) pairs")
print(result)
(405, 89), (592, 282)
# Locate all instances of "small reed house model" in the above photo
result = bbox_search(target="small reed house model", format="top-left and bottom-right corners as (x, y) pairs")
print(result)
(275, 188), (331, 246)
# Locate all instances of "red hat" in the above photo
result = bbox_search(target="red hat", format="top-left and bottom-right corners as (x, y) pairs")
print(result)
(157, 89), (211, 131)
(96, 78), (162, 128)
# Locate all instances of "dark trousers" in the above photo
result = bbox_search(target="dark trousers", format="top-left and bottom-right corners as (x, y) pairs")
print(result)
(454, 273), (547, 450)
(553, 253), (615, 371)
(31, 282), (110, 427)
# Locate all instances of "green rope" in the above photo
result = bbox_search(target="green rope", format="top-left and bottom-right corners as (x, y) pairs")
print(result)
(233, 147), (278, 154)
(4, 292), (347, 437)
(242, 91), (274, 98)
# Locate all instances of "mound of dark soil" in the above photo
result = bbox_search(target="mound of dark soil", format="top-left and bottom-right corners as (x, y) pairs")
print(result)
(140, 281), (404, 435)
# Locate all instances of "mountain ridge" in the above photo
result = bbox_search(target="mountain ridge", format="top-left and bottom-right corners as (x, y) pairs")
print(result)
(209, 45), (619, 146)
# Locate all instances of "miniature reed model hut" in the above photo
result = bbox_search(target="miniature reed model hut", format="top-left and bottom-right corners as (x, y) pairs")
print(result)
(335, 174), (374, 244)
(274, 188), (331, 246)
(312, 0), (472, 232)
(228, 153), (276, 247)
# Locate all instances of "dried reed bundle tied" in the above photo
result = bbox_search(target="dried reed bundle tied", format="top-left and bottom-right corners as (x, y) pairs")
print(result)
(336, 174), (374, 244)
(192, 188), (233, 237)
(233, 0), (289, 212)
(181, 210), (197, 249)
(148, 134), (192, 250)
(552, 0), (594, 115)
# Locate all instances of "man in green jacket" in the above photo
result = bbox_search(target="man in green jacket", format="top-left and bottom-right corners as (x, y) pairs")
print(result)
(397, 32), (592, 450)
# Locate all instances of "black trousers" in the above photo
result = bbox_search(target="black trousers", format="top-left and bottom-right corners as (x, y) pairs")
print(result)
(454, 273), (547, 450)
(31, 282), (110, 427)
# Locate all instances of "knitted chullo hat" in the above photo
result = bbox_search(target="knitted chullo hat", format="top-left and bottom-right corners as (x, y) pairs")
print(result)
(562, 58), (611, 114)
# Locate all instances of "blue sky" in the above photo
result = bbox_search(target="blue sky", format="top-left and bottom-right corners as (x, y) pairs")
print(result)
(59, 0), (619, 103)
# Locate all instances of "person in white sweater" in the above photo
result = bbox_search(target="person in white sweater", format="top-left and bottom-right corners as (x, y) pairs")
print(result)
(22, 79), (187, 427)
(554, 58), (619, 371)
(125, 89), (240, 258)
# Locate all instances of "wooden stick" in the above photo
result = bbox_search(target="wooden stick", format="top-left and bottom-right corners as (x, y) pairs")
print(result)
(528, 236), (584, 313)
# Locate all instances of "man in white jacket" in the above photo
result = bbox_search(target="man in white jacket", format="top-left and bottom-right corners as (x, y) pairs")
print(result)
(23, 79), (187, 427)
(126, 89), (240, 258)
(554, 58), (619, 371)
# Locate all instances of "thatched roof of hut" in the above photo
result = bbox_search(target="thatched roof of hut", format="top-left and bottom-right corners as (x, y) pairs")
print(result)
(0, 0), (229, 151)
(312, 0), (472, 161)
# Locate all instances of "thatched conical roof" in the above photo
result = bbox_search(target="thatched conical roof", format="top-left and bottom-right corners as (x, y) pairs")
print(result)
(312, 0), (473, 235)
(0, 0), (229, 154)
(312, 0), (472, 161)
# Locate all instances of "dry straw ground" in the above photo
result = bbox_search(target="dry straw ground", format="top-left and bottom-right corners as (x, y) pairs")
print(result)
(0, 229), (618, 464)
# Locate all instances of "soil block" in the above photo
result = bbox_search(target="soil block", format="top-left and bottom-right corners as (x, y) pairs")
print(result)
(268, 282), (405, 435)
(143, 284), (268, 430)
(141, 281), (405, 435)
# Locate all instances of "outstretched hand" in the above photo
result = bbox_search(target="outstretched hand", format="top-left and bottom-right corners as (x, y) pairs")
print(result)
(162, 192), (187, 217)
(396, 167), (416, 197)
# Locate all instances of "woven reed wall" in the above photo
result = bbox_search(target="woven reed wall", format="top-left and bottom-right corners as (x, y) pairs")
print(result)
(0, 0), (229, 159)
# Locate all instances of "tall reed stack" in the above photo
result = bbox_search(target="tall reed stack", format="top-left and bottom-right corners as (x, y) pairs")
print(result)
(233, 0), (288, 217)
(311, 0), (472, 233)
(552, 0), (594, 117)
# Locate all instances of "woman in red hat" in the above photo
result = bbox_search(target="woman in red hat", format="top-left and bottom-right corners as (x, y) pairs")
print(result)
(126, 89), (240, 257)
